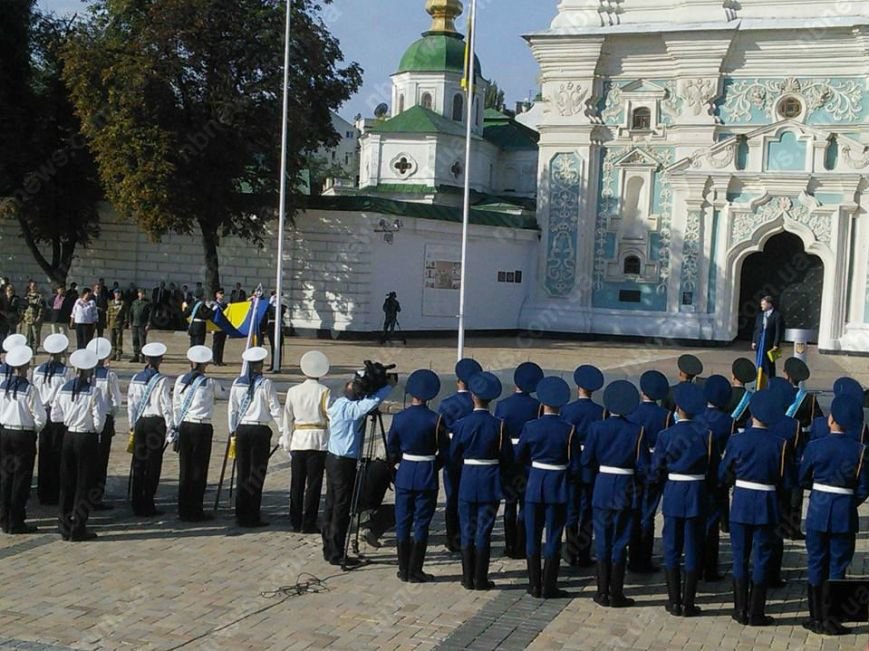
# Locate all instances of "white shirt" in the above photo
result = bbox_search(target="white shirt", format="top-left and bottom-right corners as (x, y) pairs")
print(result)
(51, 380), (106, 433)
(71, 298), (98, 325)
(93, 365), (122, 418)
(281, 379), (330, 451)
(0, 377), (47, 431)
(31, 362), (72, 408)
(172, 373), (226, 427)
(228, 375), (282, 432)
(127, 369), (173, 426)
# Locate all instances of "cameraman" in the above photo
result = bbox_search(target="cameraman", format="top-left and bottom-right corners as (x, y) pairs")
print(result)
(321, 372), (396, 567)
(380, 292), (401, 344)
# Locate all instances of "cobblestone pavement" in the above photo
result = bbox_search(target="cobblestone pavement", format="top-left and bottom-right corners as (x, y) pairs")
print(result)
(0, 336), (866, 650)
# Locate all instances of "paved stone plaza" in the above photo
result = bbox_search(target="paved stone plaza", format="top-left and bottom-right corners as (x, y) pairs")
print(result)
(0, 335), (867, 650)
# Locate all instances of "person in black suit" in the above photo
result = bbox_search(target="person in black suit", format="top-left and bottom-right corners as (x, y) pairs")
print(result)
(752, 295), (784, 378)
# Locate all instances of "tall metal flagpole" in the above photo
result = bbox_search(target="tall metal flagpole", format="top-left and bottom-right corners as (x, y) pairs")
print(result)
(273, 0), (292, 372)
(456, 0), (477, 362)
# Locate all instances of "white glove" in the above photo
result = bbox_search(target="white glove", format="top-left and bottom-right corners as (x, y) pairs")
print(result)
(279, 432), (291, 454)
(166, 428), (179, 445)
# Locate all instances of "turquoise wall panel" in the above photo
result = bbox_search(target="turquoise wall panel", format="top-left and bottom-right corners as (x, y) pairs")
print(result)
(766, 132), (806, 171)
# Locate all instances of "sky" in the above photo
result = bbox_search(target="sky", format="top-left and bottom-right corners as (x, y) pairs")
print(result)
(37, 0), (557, 121)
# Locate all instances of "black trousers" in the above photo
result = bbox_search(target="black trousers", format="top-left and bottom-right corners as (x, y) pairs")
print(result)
(0, 428), (37, 531)
(212, 332), (227, 364)
(189, 331), (206, 347)
(234, 425), (271, 526)
(59, 431), (99, 538)
(75, 323), (95, 350)
(131, 416), (166, 516)
(178, 422), (213, 518)
(94, 416), (114, 504)
(38, 421), (65, 505)
(322, 453), (357, 563)
(290, 449), (326, 531)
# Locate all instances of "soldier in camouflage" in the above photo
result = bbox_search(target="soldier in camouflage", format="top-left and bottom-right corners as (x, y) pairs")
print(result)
(106, 288), (128, 361)
(22, 281), (45, 351)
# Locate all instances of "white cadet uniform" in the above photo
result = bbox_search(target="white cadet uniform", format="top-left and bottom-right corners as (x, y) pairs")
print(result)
(127, 368), (173, 516)
(280, 379), (331, 452)
(172, 373), (226, 429)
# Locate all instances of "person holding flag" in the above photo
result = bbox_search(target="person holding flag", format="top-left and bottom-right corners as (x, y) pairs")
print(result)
(752, 296), (784, 384)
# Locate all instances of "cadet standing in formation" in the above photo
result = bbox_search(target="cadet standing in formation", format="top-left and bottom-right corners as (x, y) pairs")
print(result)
(782, 356), (818, 541)
(728, 357), (757, 431)
(494, 361), (543, 559)
(87, 337), (121, 509)
(387, 369), (445, 583)
(32, 333), (70, 505)
(106, 288), (128, 361)
(0, 345), (44, 534)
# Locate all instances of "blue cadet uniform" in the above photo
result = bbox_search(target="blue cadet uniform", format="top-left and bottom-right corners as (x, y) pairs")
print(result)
(387, 369), (447, 583)
(561, 364), (606, 567)
(583, 380), (647, 608)
(719, 390), (788, 627)
(652, 383), (717, 618)
(439, 357), (481, 552)
(810, 377), (869, 444)
(515, 377), (579, 599)
(627, 370), (671, 574)
(782, 357), (818, 544)
(727, 358), (757, 432)
(799, 395), (869, 636)
(450, 372), (512, 591)
(696, 375), (734, 582)
(494, 361), (543, 559)
(661, 354), (704, 413)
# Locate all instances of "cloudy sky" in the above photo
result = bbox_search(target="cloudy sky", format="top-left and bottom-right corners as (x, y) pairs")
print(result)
(38, 0), (556, 120)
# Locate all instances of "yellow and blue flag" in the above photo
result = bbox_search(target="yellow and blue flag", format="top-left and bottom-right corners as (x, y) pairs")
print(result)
(755, 333), (768, 390)
(211, 299), (269, 339)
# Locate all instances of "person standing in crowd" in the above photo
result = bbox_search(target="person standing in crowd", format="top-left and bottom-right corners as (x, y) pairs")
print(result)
(263, 292), (285, 371)
(228, 347), (282, 528)
(211, 288), (228, 366)
(106, 288), (128, 362)
(53, 349), (106, 541)
(652, 383), (716, 617)
(728, 357), (757, 431)
(583, 380), (647, 608)
(152, 281), (169, 306)
(495, 362), (544, 559)
(2, 284), (22, 339)
(438, 358), (482, 553)
(172, 345), (223, 522)
(92, 282), (109, 339)
(752, 296), (784, 379)
(22, 281), (45, 351)
(380, 291), (402, 344)
(280, 351), (331, 533)
(127, 342), (172, 517)
(561, 364), (606, 568)
(183, 292), (212, 348)
(32, 333), (71, 505)
(662, 354), (704, 412)
(387, 369), (445, 583)
(719, 390), (788, 626)
(70, 287), (97, 349)
(516, 376), (578, 599)
(230, 282), (246, 303)
(48, 285), (68, 335)
(129, 289), (152, 363)
(86, 338), (121, 510)
(0, 345), (45, 534)
(451, 372), (511, 591)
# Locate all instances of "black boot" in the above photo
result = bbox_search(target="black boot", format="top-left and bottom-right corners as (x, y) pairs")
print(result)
(683, 571), (701, 617)
(732, 578), (748, 624)
(503, 512), (517, 558)
(703, 528), (723, 582)
(593, 560), (610, 607)
(748, 582), (774, 626)
(820, 580), (851, 636)
(610, 563), (635, 608)
(564, 525), (579, 567)
(577, 520), (594, 567)
(461, 546), (475, 590)
(665, 567), (682, 616)
(396, 541), (411, 582)
(542, 557), (568, 598)
(445, 509), (460, 553)
(515, 518), (526, 561)
(768, 539), (786, 588)
(637, 527), (659, 573)
(526, 554), (542, 598)
(474, 545), (494, 590)
(801, 582), (822, 633)
(409, 540), (433, 583)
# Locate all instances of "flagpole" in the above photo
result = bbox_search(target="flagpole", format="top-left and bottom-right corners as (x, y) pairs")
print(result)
(273, 0), (292, 373)
(457, 0), (477, 362)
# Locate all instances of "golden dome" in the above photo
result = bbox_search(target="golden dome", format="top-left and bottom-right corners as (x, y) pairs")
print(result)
(425, 0), (462, 33)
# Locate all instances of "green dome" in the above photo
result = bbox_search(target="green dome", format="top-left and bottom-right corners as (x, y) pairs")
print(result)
(397, 32), (482, 76)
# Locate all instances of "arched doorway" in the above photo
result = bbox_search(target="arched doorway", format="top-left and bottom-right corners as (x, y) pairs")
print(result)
(736, 232), (824, 341)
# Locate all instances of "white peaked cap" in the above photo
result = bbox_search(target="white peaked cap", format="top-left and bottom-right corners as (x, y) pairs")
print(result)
(142, 342), (167, 358)
(70, 349), (98, 371)
(300, 351), (330, 378)
(242, 347), (268, 363)
(6, 346), (33, 368)
(86, 337), (112, 360)
(187, 345), (213, 364)
(43, 333), (70, 355)
(2, 334), (26, 353)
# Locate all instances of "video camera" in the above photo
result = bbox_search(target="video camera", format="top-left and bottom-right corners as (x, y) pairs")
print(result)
(353, 360), (398, 397)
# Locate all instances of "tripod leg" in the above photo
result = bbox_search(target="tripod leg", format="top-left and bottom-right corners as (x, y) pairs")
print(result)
(213, 436), (232, 512)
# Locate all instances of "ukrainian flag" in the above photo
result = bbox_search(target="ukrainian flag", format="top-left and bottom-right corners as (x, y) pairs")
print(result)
(211, 299), (269, 339)
(755, 333), (767, 390)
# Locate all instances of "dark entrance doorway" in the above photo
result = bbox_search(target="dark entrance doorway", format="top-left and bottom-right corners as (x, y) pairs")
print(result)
(736, 232), (823, 341)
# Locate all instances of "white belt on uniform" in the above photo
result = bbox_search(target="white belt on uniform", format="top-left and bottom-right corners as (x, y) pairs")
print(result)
(812, 483), (854, 495)
(1, 425), (31, 431)
(669, 473), (704, 482)
(67, 429), (96, 434)
(735, 479), (776, 492)
(599, 465), (634, 476)
(192, 318), (206, 323)
(802, 427), (812, 433)
(183, 418), (211, 425)
(532, 461), (567, 471)
(649, 447), (656, 454)
(403, 453), (436, 462)
(240, 421), (271, 426)
(511, 438), (520, 446)
(464, 459), (498, 466)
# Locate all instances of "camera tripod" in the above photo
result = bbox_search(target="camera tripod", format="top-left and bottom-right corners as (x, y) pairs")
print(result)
(342, 408), (390, 571)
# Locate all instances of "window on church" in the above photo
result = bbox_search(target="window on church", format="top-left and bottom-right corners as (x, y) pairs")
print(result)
(452, 94), (464, 121)
(398, 95), (405, 113)
(631, 107), (651, 130)
(421, 92), (433, 110)
(736, 135), (749, 171)
(623, 256), (641, 275)
(778, 97), (803, 119)
(824, 136), (838, 171)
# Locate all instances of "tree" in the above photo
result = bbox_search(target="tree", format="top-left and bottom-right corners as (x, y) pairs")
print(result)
(62, 0), (362, 292)
(0, 3), (101, 286)
(485, 80), (505, 112)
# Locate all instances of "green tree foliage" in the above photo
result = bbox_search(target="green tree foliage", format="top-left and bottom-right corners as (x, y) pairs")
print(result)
(63, 0), (362, 291)
(485, 80), (505, 111)
(0, 2), (101, 286)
